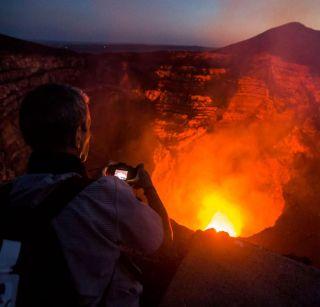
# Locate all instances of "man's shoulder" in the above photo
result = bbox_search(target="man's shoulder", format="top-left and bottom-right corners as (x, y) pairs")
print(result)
(76, 176), (119, 203)
(87, 176), (117, 192)
(9, 173), (82, 207)
(93, 176), (134, 194)
(94, 175), (115, 185)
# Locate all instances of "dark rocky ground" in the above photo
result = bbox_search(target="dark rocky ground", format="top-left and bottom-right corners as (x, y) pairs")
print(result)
(161, 230), (320, 307)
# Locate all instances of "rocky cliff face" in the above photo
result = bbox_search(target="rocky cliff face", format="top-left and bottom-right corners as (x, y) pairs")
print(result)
(1, 23), (320, 267)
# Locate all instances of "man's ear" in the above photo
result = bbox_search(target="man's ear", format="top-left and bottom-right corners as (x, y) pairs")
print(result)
(75, 126), (82, 150)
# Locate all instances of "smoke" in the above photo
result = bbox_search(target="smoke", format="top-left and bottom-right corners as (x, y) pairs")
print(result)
(86, 88), (157, 176)
(200, 0), (320, 46)
(152, 108), (308, 237)
(3, 0), (320, 46)
(94, 0), (320, 46)
(83, 18), (320, 238)
(284, 154), (320, 215)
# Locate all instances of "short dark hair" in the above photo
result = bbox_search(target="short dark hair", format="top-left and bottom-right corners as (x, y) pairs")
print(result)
(19, 83), (89, 151)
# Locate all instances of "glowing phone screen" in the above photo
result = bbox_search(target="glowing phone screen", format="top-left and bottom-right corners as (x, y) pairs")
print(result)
(114, 169), (128, 180)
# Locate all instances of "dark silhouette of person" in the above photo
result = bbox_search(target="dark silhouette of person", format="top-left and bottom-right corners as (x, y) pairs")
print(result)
(5, 83), (172, 306)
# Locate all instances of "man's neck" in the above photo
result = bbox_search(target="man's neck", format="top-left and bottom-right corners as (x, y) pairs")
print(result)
(27, 150), (87, 177)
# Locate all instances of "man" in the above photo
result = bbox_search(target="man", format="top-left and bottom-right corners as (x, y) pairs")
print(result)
(4, 83), (172, 306)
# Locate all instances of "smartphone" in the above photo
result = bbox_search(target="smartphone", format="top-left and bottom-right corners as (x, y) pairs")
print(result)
(108, 162), (137, 181)
(114, 169), (128, 181)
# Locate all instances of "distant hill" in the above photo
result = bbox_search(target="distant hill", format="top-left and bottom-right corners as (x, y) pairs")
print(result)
(38, 41), (214, 54)
(218, 22), (320, 70)
(0, 33), (75, 55)
(0, 33), (212, 55)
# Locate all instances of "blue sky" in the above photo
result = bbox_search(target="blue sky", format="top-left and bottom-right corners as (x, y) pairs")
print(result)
(1, 0), (320, 46)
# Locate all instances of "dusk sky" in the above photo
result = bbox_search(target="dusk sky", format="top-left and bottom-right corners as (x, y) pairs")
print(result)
(1, 0), (320, 47)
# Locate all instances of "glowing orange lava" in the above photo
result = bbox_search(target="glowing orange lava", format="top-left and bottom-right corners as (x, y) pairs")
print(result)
(205, 212), (237, 237)
(199, 193), (243, 237)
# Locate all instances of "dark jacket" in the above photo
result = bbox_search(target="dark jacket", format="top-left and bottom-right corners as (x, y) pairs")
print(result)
(0, 152), (163, 306)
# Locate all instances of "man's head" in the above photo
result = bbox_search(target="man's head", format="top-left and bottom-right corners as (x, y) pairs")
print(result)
(19, 83), (91, 161)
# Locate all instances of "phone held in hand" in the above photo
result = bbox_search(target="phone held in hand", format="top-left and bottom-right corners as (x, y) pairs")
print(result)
(107, 163), (138, 181)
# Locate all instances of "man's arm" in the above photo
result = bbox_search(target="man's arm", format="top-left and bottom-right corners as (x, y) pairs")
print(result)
(131, 165), (173, 249)
(143, 186), (173, 249)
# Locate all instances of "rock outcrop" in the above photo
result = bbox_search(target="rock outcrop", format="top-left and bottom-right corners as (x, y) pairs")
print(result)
(161, 231), (320, 307)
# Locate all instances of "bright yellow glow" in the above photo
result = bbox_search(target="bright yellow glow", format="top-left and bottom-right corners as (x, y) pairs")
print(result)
(205, 212), (236, 236)
(198, 193), (243, 237)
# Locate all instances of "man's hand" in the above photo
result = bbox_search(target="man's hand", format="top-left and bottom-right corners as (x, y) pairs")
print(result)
(101, 161), (118, 177)
(127, 164), (153, 189)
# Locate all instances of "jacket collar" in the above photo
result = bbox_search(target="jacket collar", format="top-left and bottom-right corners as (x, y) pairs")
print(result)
(27, 151), (87, 177)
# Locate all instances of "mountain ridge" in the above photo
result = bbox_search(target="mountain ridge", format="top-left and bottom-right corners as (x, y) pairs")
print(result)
(0, 33), (76, 55)
(2, 22), (320, 62)
(218, 22), (320, 71)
